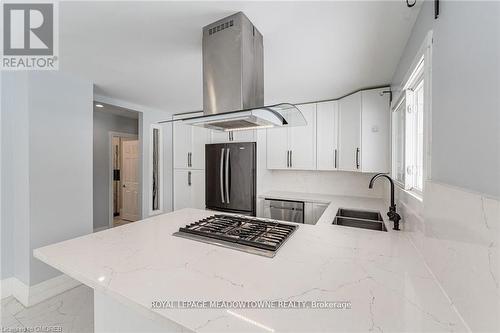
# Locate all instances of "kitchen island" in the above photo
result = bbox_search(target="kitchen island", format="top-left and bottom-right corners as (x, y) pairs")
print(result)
(34, 204), (467, 332)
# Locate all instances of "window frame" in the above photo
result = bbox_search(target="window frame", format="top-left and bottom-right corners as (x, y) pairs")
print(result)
(391, 31), (433, 199)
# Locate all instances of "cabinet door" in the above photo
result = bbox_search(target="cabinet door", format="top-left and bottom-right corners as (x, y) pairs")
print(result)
(361, 88), (390, 173)
(316, 101), (339, 170)
(173, 169), (190, 210)
(190, 170), (206, 209)
(211, 130), (230, 144)
(289, 103), (316, 170)
(338, 92), (361, 172)
(191, 126), (209, 169)
(233, 130), (255, 142)
(266, 127), (289, 169)
(173, 121), (191, 169)
(312, 203), (328, 223)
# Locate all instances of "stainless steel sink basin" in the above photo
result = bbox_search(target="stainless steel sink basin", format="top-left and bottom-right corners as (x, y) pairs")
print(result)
(336, 208), (382, 221)
(333, 208), (387, 232)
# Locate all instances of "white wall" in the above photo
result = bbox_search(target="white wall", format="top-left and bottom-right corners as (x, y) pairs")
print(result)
(93, 111), (138, 229)
(391, 1), (500, 331)
(1, 71), (93, 285)
(94, 95), (174, 220)
(1, 73), (30, 283)
(392, 0), (500, 198)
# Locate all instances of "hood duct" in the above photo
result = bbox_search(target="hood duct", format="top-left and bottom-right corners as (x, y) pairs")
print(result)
(159, 12), (306, 130)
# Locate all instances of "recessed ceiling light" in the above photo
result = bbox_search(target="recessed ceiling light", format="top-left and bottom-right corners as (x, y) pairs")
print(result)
(95, 104), (104, 108)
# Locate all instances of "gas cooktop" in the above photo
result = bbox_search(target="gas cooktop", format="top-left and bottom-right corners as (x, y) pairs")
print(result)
(173, 215), (298, 257)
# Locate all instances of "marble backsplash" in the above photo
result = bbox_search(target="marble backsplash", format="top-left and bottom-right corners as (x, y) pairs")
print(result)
(398, 181), (499, 332)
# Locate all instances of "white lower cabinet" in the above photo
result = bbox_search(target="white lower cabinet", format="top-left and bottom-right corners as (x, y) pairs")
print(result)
(312, 203), (328, 223)
(304, 202), (329, 224)
(173, 169), (205, 210)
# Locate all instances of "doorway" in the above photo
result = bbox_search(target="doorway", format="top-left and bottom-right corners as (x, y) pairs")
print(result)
(109, 132), (140, 227)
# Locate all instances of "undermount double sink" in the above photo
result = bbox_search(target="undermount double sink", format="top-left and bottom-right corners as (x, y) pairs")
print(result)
(333, 208), (387, 232)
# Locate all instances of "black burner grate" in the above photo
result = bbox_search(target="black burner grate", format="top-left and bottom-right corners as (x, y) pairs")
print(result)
(178, 215), (297, 252)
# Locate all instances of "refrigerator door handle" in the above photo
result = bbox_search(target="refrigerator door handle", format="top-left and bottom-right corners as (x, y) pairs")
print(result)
(225, 148), (230, 204)
(220, 148), (225, 203)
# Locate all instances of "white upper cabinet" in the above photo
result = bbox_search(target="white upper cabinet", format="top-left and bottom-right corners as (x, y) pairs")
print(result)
(266, 125), (289, 169)
(173, 112), (209, 170)
(361, 88), (390, 173)
(264, 88), (389, 173)
(266, 103), (316, 170)
(316, 101), (339, 170)
(289, 103), (317, 170)
(210, 129), (255, 143)
(338, 92), (362, 172)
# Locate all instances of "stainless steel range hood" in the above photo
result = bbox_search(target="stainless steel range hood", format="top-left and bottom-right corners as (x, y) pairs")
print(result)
(164, 12), (305, 131)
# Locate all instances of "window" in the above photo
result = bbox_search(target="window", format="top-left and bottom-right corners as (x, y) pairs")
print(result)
(392, 56), (426, 196)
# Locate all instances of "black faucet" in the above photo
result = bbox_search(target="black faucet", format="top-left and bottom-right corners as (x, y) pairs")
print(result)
(368, 173), (401, 230)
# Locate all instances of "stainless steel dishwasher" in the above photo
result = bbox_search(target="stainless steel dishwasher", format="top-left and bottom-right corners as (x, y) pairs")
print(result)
(264, 199), (304, 224)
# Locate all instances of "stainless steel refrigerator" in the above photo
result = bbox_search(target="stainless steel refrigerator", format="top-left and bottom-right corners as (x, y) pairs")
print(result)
(205, 142), (256, 216)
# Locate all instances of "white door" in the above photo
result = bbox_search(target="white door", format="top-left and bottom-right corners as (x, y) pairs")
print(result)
(338, 92), (361, 172)
(173, 121), (191, 169)
(289, 103), (317, 170)
(191, 126), (209, 169)
(266, 127), (288, 169)
(361, 88), (390, 173)
(316, 101), (339, 170)
(190, 170), (205, 209)
(173, 169), (190, 210)
(121, 140), (140, 221)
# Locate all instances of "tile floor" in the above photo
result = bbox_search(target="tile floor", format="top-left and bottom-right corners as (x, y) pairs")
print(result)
(113, 217), (134, 227)
(1, 285), (94, 332)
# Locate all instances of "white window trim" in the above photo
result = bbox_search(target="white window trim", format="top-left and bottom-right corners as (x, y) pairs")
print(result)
(149, 124), (164, 216)
(391, 95), (406, 189)
(391, 30), (433, 199)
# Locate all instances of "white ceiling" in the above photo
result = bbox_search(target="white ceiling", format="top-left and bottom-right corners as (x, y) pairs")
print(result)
(60, 1), (421, 114)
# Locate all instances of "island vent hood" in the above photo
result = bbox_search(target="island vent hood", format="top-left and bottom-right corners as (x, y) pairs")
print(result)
(163, 12), (306, 131)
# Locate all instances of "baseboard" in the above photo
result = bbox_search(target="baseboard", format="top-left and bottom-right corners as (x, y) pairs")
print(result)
(1, 274), (81, 307)
(0, 277), (15, 299)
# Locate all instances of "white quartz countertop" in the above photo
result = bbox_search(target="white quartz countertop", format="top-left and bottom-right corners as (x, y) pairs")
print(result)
(34, 205), (467, 332)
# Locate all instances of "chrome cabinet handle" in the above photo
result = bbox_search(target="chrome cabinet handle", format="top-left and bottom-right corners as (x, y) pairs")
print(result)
(188, 171), (191, 186)
(220, 148), (225, 203)
(334, 149), (338, 169)
(225, 148), (230, 204)
(356, 148), (360, 169)
(290, 150), (293, 168)
(286, 150), (290, 168)
(187, 152), (190, 167)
